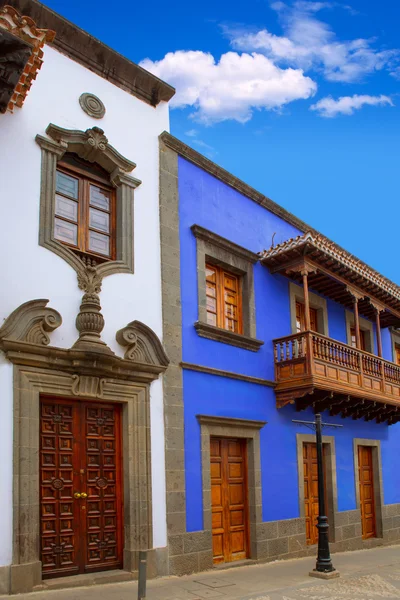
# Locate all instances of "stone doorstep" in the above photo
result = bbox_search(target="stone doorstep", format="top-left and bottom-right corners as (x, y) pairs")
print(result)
(213, 559), (257, 571)
(34, 569), (136, 591)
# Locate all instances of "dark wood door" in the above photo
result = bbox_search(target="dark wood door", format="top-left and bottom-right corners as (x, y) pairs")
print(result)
(210, 437), (249, 564)
(40, 397), (123, 578)
(303, 443), (329, 545)
(358, 446), (376, 539)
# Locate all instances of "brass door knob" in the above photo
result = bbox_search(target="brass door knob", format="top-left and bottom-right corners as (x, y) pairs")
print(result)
(80, 492), (88, 499)
(74, 492), (82, 499)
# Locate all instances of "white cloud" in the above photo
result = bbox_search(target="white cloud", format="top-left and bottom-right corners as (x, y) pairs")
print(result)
(140, 50), (316, 123)
(310, 94), (393, 117)
(183, 129), (217, 158)
(227, 1), (399, 83)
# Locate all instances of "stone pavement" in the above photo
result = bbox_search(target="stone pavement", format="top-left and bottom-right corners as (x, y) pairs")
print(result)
(3, 544), (400, 600)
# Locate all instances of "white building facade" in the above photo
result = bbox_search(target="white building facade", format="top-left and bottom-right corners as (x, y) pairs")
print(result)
(0, 0), (174, 593)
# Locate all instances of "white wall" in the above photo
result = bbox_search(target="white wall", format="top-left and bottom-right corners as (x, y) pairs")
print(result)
(0, 45), (169, 564)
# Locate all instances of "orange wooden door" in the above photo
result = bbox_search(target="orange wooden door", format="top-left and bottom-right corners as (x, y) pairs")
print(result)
(303, 442), (319, 545)
(303, 443), (329, 545)
(358, 446), (376, 539)
(210, 437), (249, 564)
(40, 398), (123, 578)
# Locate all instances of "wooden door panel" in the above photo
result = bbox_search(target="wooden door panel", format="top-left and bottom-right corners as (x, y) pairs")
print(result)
(210, 438), (225, 564)
(84, 404), (122, 571)
(303, 442), (329, 546)
(358, 446), (376, 539)
(210, 437), (249, 564)
(40, 398), (123, 579)
(40, 400), (81, 577)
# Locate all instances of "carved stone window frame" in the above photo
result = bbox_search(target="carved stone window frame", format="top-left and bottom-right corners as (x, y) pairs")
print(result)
(345, 310), (374, 354)
(191, 225), (263, 352)
(36, 123), (141, 279)
(0, 299), (169, 594)
(289, 282), (329, 336)
(196, 415), (267, 561)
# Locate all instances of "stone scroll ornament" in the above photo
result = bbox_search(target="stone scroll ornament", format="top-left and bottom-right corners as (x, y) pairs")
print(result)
(116, 320), (169, 367)
(0, 299), (62, 347)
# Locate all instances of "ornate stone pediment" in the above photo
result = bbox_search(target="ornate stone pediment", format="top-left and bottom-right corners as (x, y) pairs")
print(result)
(0, 299), (169, 384)
(0, 299), (62, 346)
(116, 320), (169, 367)
(37, 123), (138, 176)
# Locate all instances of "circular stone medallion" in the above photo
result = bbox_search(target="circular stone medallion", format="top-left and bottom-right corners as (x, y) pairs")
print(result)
(79, 93), (106, 119)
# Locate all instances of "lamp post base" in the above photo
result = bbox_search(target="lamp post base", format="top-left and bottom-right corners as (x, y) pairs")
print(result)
(309, 569), (340, 579)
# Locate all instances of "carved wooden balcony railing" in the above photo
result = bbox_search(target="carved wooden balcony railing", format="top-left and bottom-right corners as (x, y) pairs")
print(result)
(273, 332), (400, 423)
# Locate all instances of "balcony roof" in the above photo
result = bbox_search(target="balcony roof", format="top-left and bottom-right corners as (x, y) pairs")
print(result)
(260, 232), (400, 327)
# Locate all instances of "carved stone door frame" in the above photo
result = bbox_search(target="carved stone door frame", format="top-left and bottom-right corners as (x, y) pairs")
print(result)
(12, 366), (151, 592)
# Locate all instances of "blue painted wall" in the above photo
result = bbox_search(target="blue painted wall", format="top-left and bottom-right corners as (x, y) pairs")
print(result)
(177, 156), (400, 532)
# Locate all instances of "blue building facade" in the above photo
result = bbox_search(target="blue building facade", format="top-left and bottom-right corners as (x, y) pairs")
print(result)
(159, 133), (400, 575)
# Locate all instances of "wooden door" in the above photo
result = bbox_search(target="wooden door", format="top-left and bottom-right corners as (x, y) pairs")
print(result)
(210, 437), (249, 564)
(395, 344), (400, 365)
(40, 397), (123, 578)
(296, 301), (318, 333)
(350, 327), (366, 351)
(303, 443), (329, 545)
(303, 442), (319, 545)
(358, 446), (376, 539)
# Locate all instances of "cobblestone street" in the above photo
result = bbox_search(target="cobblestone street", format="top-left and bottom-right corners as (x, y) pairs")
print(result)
(3, 545), (400, 600)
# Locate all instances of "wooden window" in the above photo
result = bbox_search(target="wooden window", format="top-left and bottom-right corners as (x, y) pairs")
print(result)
(54, 155), (115, 261)
(296, 301), (317, 333)
(350, 327), (366, 351)
(395, 344), (400, 365)
(206, 264), (242, 334)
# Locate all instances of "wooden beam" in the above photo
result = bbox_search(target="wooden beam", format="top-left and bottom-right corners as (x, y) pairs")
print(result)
(303, 270), (311, 331)
(329, 398), (351, 416)
(279, 256), (400, 322)
(364, 404), (388, 421)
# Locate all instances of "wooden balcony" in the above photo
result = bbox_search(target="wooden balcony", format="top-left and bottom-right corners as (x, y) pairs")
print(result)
(274, 332), (400, 424)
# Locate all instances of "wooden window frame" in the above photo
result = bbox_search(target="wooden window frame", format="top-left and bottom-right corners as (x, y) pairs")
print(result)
(206, 262), (243, 334)
(289, 283), (329, 337)
(56, 159), (116, 262)
(295, 300), (318, 333)
(396, 344), (400, 366)
(345, 311), (374, 354)
(350, 326), (366, 351)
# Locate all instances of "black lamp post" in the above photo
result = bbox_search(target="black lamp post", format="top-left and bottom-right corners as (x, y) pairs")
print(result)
(293, 413), (342, 578)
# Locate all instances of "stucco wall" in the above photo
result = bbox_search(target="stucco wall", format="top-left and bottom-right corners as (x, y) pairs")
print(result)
(177, 156), (400, 534)
(0, 45), (169, 566)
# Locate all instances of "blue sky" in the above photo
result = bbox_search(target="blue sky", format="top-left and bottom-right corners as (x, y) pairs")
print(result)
(43, 0), (399, 283)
